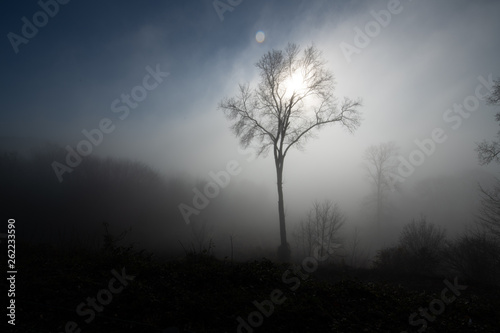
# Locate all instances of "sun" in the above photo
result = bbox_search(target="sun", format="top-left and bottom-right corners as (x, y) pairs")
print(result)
(283, 71), (308, 99)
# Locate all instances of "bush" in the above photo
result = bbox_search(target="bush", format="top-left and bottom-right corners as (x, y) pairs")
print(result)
(373, 245), (411, 276)
(374, 216), (446, 277)
(398, 215), (446, 275)
(443, 231), (500, 286)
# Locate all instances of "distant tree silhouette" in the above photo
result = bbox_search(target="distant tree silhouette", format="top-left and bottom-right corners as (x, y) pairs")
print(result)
(476, 183), (500, 240)
(476, 77), (500, 164)
(219, 43), (362, 261)
(294, 200), (344, 260)
(474, 77), (500, 240)
(362, 142), (398, 226)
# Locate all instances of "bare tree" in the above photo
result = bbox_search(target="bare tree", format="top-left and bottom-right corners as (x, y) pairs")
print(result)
(219, 43), (362, 261)
(346, 226), (369, 268)
(476, 183), (500, 239)
(474, 77), (500, 239)
(362, 142), (398, 225)
(294, 200), (345, 260)
(476, 77), (500, 165)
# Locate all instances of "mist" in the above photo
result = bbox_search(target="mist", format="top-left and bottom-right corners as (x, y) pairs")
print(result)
(2, 0), (499, 262)
(3, 1), (500, 331)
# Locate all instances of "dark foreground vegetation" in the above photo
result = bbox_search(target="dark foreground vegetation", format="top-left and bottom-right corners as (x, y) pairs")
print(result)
(5, 236), (500, 333)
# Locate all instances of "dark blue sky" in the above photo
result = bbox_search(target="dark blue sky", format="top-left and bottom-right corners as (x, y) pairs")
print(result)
(0, 1), (357, 142)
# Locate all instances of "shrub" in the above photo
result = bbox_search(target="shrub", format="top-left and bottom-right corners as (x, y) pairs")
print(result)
(398, 215), (446, 275)
(443, 231), (500, 286)
(373, 245), (411, 276)
(374, 216), (446, 277)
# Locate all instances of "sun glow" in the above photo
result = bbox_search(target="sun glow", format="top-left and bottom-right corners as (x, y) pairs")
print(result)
(281, 70), (320, 118)
(283, 71), (308, 99)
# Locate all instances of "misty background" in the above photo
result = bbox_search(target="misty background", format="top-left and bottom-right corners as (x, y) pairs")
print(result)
(1, 0), (500, 262)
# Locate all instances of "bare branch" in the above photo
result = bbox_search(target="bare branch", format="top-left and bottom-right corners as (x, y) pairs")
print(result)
(486, 78), (500, 105)
(220, 43), (362, 159)
(475, 77), (500, 165)
(475, 182), (500, 239)
(476, 138), (500, 165)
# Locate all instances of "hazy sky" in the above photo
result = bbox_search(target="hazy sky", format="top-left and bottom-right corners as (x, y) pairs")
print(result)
(2, 0), (500, 236)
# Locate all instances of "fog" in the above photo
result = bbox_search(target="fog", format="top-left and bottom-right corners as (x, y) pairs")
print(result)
(1, 0), (500, 262)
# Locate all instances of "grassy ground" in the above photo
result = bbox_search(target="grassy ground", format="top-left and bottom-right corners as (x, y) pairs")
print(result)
(4, 241), (500, 333)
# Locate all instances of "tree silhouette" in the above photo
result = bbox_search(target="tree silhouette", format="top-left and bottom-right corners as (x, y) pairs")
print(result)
(475, 77), (500, 240)
(476, 183), (500, 240)
(362, 142), (398, 226)
(476, 77), (500, 164)
(294, 200), (344, 260)
(219, 43), (362, 261)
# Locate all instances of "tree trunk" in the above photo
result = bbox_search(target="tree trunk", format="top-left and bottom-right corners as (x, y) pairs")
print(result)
(376, 172), (382, 226)
(377, 189), (381, 226)
(275, 156), (290, 262)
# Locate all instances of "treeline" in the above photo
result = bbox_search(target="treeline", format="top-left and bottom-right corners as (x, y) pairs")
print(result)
(374, 215), (500, 287)
(0, 145), (192, 253)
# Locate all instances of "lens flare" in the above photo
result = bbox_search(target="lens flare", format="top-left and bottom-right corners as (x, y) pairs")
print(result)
(256, 31), (265, 43)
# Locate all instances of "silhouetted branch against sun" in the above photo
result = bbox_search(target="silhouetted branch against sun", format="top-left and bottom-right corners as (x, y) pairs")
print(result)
(220, 43), (362, 158)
